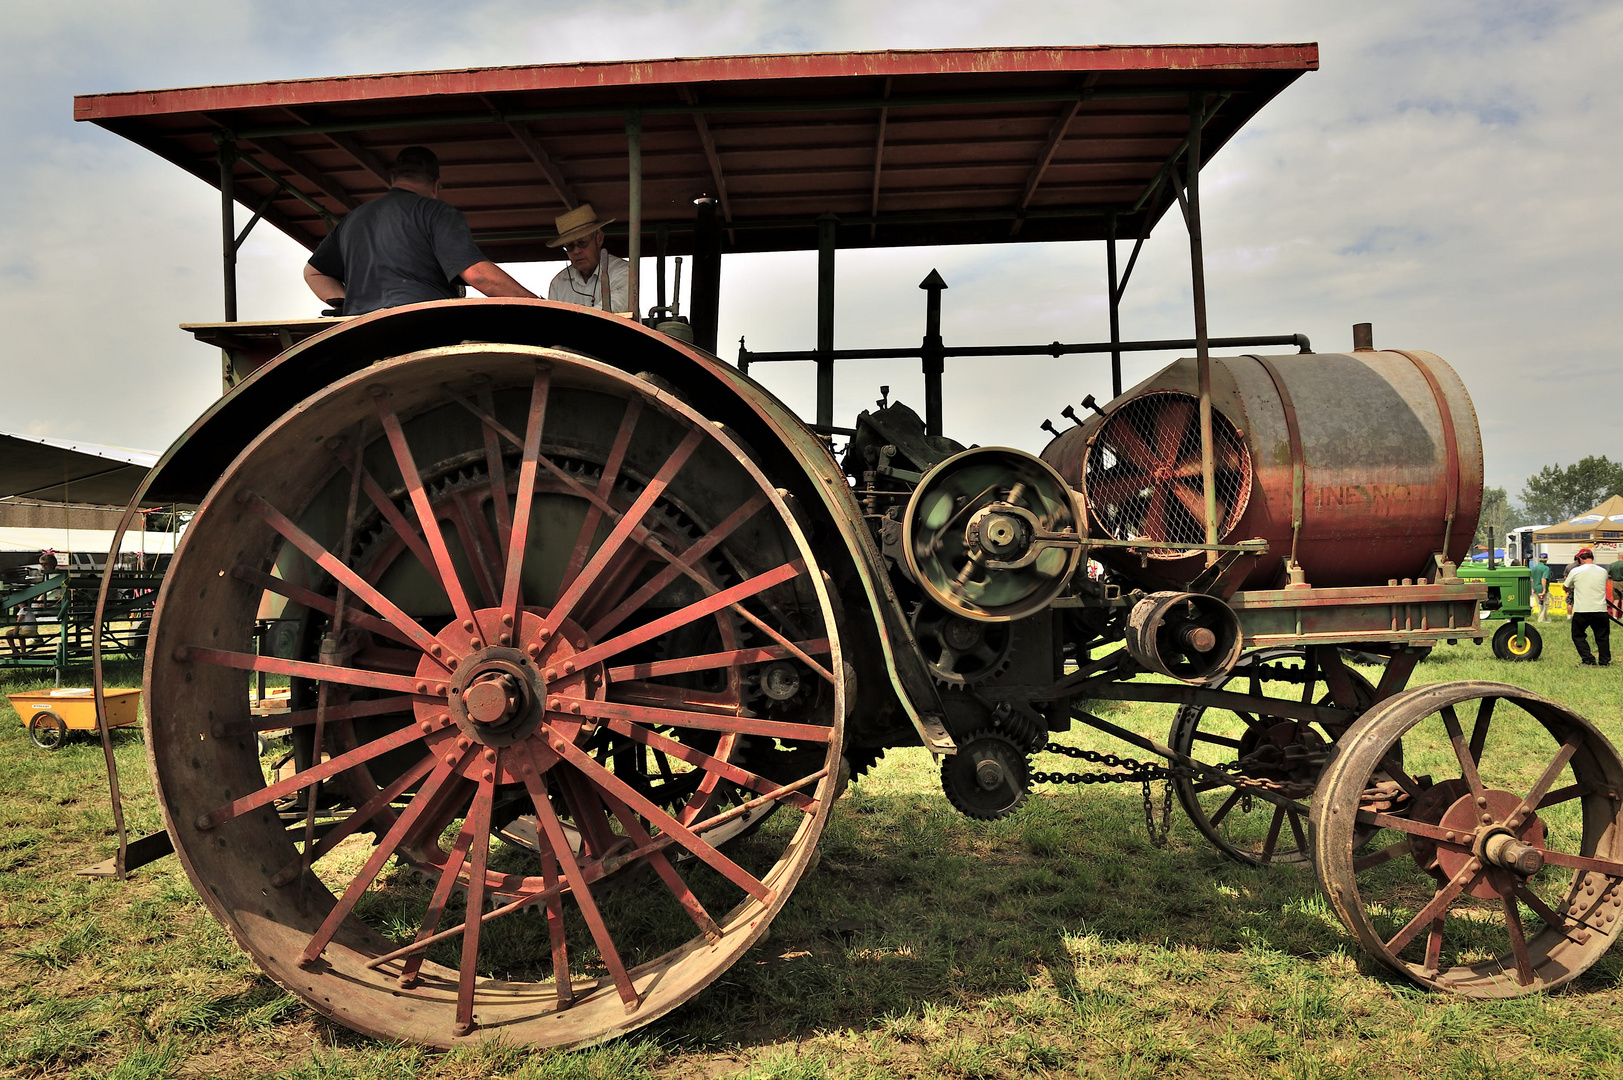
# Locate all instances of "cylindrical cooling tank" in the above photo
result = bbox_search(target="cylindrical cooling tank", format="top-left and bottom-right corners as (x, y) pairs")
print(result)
(1041, 350), (1483, 591)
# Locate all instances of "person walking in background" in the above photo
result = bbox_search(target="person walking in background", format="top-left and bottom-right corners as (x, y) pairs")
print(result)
(1530, 553), (1553, 622)
(1564, 548), (1611, 666)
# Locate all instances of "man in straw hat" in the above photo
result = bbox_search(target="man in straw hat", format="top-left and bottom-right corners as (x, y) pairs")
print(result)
(546, 204), (629, 314)
(304, 147), (535, 315)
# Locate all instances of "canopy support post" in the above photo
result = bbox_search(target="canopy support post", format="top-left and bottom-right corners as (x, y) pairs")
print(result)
(691, 197), (722, 352)
(656, 224), (669, 312)
(218, 140), (238, 324)
(625, 112), (642, 318)
(1106, 212), (1122, 400)
(1185, 93), (1218, 565)
(816, 213), (837, 429)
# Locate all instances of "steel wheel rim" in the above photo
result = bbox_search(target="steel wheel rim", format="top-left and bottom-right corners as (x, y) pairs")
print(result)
(1311, 681), (1623, 996)
(145, 344), (844, 1047)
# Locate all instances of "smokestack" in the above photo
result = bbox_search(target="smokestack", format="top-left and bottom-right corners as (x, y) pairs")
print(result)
(1352, 323), (1374, 351)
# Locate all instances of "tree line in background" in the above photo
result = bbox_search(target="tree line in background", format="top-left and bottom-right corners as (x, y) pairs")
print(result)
(1473, 455), (1623, 551)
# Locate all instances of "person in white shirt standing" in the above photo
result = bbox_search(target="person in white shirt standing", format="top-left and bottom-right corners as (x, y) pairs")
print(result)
(1563, 547), (1611, 666)
(546, 204), (630, 314)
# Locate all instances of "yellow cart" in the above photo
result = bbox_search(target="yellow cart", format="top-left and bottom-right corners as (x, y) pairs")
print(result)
(8, 688), (141, 750)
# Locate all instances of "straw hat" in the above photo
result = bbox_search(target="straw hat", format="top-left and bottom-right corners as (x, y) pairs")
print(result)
(548, 203), (615, 247)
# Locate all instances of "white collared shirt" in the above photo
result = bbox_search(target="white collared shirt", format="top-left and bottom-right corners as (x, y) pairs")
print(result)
(548, 251), (630, 313)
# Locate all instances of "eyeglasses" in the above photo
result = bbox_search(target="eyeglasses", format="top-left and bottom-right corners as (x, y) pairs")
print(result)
(563, 238), (596, 252)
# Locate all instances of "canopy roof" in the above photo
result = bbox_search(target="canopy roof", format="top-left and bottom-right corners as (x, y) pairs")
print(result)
(0, 432), (157, 507)
(1532, 494), (1623, 543)
(74, 45), (1317, 262)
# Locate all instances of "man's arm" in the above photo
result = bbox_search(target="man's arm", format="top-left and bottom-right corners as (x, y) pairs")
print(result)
(461, 261), (537, 299)
(303, 263), (345, 305)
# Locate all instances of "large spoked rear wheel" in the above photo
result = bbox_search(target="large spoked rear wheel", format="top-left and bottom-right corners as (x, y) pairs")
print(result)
(1312, 681), (1623, 996)
(146, 344), (844, 1047)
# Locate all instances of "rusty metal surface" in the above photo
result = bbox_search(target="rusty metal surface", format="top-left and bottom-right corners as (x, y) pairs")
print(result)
(1229, 580), (1485, 648)
(1043, 349), (1485, 591)
(73, 46), (1316, 259)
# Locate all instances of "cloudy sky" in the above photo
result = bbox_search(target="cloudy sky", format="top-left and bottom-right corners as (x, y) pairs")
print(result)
(2, 1), (1616, 505)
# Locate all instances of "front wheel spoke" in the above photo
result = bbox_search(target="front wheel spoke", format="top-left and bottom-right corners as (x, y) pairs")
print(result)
(1423, 917), (1446, 973)
(447, 496), (502, 609)
(454, 769), (498, 1035)
(299, 746), (470, 965)
(231, 565), (413, 647)
(1516, 738), (1581, 820)
(1206, 786), (1246, 827)
(183, 645), (440, 699)
(1355, 809), (1469, 846)
(1533, 848), (1623, 878)
(1516, 884), (1589, 943)
(1353, 839), (1411, 874)
(200, 714), (445, 828)
(1378, 755), (1427, 803)
(545, 428), (705, 635)
(602, 717), (818, 812)
(271, 752), (437, 888)
(1538, 783), (1590, 809)
(1440, 705), (1488, 799)
(574, 696), (832, 744)
(1385, 859), (1479, 955)
(1191, 731), (1242, 750)
(1469, 696), (1495, 764)
(1285, 807), (1309, 853)
(375, 396), (480, 630)
(570, 560), (807, 672)
(586, 491), (770, 641)
(539, 847), (573, 1009)
(1259, 805), (1286, 863)
(241, 491), (456, 664)
(548, 736), (774, 903)
(517, 744), (640, 1010)
(1498, 880), (1536, 986)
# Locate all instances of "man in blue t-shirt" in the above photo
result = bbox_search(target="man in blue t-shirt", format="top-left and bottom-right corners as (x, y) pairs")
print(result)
(303, 147), (535, 315)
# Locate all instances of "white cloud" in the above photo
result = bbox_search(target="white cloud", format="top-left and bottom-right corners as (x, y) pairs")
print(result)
(0, 0), (1617, 512)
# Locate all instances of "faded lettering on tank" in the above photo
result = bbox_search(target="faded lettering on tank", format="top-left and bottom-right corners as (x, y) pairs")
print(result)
(1315, 484), (1414, 509)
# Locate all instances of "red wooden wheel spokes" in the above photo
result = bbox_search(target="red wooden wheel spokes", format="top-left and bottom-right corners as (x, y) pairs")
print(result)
(152, 347), (844, 1049)
(1313, 682), (1623, 996)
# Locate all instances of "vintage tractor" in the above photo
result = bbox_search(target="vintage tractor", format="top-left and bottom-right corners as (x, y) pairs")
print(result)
(77, 47), (1623, 1048)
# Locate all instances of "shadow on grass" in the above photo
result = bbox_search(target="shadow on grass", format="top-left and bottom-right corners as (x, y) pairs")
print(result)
(644, 781), (1367, 1049)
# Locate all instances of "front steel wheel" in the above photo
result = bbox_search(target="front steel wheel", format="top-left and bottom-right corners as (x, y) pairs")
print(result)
(145, 344), (844, 1047)
(1312, 681), (1623, 996)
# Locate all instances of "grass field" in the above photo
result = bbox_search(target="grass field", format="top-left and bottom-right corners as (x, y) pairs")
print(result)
(3, 624), (1623, 1079)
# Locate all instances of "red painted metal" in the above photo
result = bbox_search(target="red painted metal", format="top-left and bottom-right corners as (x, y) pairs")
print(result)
(74, 46), (1316, 259)
(604, 638), (830, 682)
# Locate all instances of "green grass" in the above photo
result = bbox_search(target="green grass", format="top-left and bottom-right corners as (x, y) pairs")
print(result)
(1, 632), (1621, 1078)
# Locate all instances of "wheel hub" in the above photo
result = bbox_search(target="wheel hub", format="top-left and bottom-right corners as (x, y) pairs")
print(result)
(419, 607), (605, 753)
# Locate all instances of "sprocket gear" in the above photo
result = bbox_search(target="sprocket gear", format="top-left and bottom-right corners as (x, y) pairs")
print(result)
(940, 729), (1030, 820)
